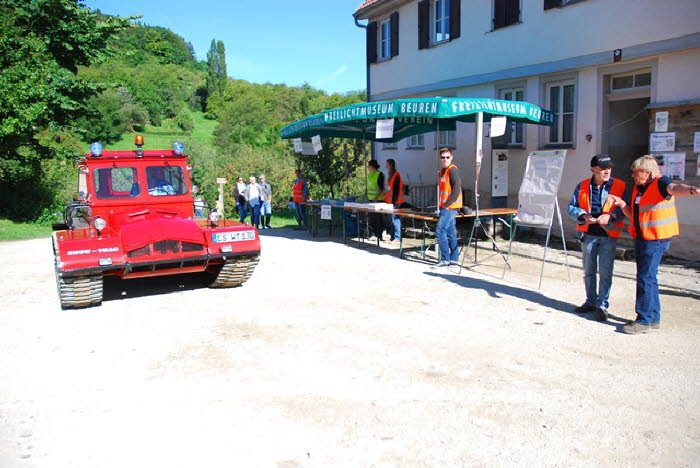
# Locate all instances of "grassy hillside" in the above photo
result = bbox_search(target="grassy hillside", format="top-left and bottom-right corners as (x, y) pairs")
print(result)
(0, 219), (52, 241)
(84, 112), (217, 151)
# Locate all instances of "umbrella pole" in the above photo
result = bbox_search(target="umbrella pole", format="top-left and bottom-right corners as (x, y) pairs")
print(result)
(363, 131), (368, 201)
(463, 111), (510, 268)
(475, 111), (483, 215)
(435, 120), (441, 214)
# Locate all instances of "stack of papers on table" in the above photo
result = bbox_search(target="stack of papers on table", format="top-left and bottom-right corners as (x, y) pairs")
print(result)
(344, 201), (395, 211)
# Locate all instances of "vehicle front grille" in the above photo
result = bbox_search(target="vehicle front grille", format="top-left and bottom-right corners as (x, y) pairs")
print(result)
(127, 241), (204, 258)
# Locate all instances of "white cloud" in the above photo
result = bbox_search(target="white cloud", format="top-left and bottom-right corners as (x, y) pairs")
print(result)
(312, 64), (349, 88)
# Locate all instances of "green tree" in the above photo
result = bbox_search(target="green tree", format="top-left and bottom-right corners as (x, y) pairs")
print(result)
(0, 0), (133, 160)
(206, 39), (227, 99)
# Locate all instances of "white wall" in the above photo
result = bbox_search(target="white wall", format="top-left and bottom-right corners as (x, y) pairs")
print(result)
(656, 49), (700, 102)
(368, 0), (700, 96)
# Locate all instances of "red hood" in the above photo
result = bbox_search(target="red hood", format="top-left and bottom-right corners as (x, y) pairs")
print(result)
(119, 217), (205, 252)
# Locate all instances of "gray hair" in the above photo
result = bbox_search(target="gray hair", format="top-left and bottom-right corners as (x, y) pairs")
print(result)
(630, 155), (661, 179)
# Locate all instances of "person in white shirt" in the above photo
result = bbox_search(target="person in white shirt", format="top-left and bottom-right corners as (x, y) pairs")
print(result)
(243, 176), (262, 229)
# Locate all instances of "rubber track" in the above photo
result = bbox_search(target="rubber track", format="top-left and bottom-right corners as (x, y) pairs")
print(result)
(57, 275), (103, 308)
(210, 255), (260, 288)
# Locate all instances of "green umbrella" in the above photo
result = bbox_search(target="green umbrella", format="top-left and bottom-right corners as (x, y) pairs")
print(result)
(280, 97), (555, 142)
(281, 97), (557, 261)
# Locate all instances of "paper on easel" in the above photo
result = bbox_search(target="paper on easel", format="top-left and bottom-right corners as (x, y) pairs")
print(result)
(490, 116), (507, 137)
(516, 150), (567, 227)
(376, 119), (394, 139)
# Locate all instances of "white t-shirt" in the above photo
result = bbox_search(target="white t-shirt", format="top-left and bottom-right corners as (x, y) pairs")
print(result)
(248, 184), (259, 199)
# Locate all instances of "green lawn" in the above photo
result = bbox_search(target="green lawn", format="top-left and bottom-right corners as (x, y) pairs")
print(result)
(84, 111), (217, 151)
(0, 219), (52, 242)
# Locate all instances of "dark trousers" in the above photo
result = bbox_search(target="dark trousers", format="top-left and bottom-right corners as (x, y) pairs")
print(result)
(368, 212), (384, 239)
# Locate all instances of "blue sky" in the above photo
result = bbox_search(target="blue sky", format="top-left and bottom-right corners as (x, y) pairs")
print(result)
(88, 0), (367, 94)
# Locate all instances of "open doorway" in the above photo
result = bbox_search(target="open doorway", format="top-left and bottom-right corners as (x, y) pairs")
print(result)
(602, 69), (652, 182)
(606, 98), (650, 182)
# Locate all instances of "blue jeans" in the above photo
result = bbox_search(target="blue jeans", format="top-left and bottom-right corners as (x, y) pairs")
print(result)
(260, 202), (272, 215)
(295, 202), (306, 227)
(248, 199), (261, 227)
(580, 234), (617, 310)
(388, 209), (401, 241)
(634, 238), (671, 325)
(436, 208), (458, 262)
(237, 202), (247, 223)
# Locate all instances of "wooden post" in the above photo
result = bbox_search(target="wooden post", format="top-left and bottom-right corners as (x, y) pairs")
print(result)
(216, 177), (227, 219)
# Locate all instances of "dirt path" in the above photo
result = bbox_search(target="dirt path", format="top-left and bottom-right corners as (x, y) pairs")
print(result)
(0, 231), (698, 467)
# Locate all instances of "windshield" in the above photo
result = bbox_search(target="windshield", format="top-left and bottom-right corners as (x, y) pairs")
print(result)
(94, 167), (139, 198)
(146, 166), (187, 196)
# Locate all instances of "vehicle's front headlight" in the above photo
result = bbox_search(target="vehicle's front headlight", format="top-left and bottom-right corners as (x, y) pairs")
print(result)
(94, 217), (107, 231)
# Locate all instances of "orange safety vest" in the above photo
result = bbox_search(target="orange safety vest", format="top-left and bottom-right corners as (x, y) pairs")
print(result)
(576, 178), (626, 238)
(439, 164), (463, 209)
(292, 179), (306, 203)
(384, 171), (405, 205)
(629, 177), (679, 240)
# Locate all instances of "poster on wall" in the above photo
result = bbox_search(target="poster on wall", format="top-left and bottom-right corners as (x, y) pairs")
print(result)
(655, 152), (686, 180)
(491, 150), (509, 197)
(649, 132), (675, 152)
(654, 111), (669, 132)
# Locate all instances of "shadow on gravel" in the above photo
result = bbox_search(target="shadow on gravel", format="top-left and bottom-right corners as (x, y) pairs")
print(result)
(102, 273), (213, 303)
(424, 271), (624, 328)
(658, 287), (700, 301)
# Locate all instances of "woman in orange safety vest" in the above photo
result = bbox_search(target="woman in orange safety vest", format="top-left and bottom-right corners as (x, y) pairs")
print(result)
(608, 155), (700, 334)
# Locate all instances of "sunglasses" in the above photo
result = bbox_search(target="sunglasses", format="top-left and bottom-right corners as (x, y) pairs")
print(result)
(440, 156), (452, 159)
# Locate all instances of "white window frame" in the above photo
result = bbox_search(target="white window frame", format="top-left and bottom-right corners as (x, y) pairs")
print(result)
(609, 68), (652, 95)
(432, 0), (450, 45)
(407, 134), (425, 149)
(382, 141), (398, 150)
(435, 130), (456, 149)
(498, 86), (525, 146)
(378, 18), (392, 61)
(545, 79), (576, 146)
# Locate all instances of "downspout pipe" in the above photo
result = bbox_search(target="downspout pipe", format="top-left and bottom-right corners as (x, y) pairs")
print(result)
(354, 15), (374, 162)
(353, 15), (370, 102)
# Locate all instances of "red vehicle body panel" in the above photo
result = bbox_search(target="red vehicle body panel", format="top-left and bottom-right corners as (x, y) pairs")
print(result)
(54, 148), (260, 279)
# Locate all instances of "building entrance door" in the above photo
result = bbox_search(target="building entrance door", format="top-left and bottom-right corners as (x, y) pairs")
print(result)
(602, 69), (652, 182)
(604, 97), (650, 183)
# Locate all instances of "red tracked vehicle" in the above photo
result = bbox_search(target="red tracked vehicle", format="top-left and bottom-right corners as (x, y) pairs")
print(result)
(52, 137), (260, 308)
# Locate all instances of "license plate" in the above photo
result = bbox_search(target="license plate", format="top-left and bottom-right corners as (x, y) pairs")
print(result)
(212, 230), (256, 243)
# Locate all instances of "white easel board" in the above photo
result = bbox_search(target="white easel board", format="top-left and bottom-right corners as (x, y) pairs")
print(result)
(515, 150), (567, 227)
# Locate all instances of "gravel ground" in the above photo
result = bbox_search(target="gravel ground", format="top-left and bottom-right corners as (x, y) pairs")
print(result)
(0, 230), (698, 467)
